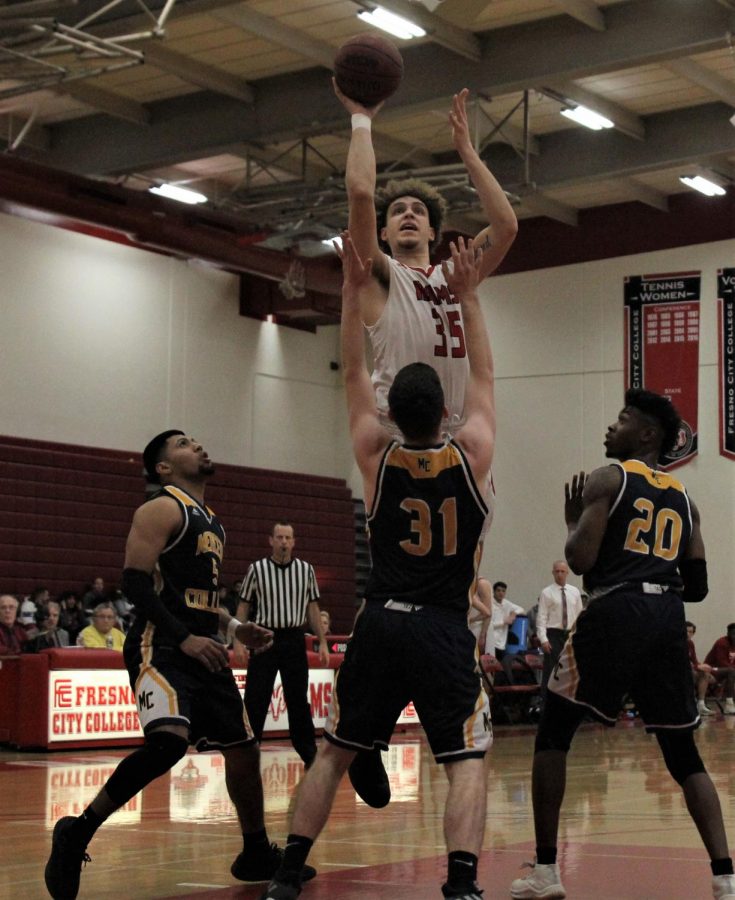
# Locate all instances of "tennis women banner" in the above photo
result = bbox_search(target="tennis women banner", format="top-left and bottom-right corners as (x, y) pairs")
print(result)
(624, 271), (701, 470)
(717, 267), (735, 460)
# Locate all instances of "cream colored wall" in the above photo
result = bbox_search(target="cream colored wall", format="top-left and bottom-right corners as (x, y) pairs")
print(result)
(0, 212), (344, 478)
(1, 211), (732, 650)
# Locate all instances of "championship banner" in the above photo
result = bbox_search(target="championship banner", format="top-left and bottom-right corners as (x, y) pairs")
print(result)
(624, 271), (701, 470)
(717, 268), (735, 460)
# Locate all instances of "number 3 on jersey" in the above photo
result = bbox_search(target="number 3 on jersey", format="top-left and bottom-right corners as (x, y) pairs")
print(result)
(399, 497), (457, 556)
(432, 309), (466, 358)
(623, 497), (682, 561)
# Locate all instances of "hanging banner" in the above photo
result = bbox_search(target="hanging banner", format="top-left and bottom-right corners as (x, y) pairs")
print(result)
(717, 267), (735, 460)
(624, 271), (701, 470)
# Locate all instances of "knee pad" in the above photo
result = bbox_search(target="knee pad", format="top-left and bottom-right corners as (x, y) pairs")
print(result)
(656, 730), (705, 785)
(105, 731), (188, 806)
(534, 693), (585, 754)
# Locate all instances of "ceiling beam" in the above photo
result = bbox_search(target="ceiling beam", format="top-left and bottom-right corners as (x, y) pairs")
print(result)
(544, 81), (645, 140)
(144, 42), (255, 104)
(477, 102), (540, 155)
(517, 191), (578, 226)
(59, 81), (150, 126)
(212, 6), (334, 69)
(38, 1), (732, 174)
(550, 0), (605, 31)
(371, 131), (436, 169)
(2, 113), (49, 151)
(435, 0), (493, 27)
(621, 177), (669, 212)
(375, 0), (482, 61)
(664, 57), (735, 107)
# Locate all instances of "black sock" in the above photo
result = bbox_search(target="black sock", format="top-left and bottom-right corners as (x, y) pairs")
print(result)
(447, 851), (478, 887)
(282, 834), (313, 875)
(75, 806), (105, 846)
(242, 827), (270, 854)
(712, 858), (734, 877)
(536, 846), (557, 865)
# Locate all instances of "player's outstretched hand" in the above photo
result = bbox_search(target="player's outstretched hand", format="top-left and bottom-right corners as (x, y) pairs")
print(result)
(336, 230), (374, 289)
(235, 622), (274, 655)
(449, 88), (472, 153)
(333, 78), (384, 118)
(441, 235), (480, 298)
(564, 471), (587, 526)
(180, 634), (231, 672)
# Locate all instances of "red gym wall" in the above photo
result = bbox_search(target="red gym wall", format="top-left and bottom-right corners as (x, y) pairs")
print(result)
(0, 435), (357, 632)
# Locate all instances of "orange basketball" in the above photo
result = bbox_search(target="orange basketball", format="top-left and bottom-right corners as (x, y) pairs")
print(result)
(334, 34), (404, 107)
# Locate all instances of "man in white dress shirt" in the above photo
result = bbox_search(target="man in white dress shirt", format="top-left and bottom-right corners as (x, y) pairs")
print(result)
(537, 560), (584, 699)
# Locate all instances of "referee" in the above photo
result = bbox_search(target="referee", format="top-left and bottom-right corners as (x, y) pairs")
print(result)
(237, 522), (329, 766)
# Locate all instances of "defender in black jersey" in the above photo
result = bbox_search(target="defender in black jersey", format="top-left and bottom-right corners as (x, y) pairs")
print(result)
(263, 234), (494, 900)
(510, 390), (735, 900)
(45, 431), (317, 900)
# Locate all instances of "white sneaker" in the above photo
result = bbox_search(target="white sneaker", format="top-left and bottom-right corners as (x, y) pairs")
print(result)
(510, 862), (566, 899)
(698, 704), (715, 717)
(713, 873), (735, 899)
(724, 701), (735, 715)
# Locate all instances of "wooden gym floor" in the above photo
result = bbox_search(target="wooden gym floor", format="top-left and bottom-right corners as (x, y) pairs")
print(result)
(2, 714), (734, 899)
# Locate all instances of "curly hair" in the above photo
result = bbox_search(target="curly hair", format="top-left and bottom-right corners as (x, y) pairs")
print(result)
(375, 178), (447, 254)
(624, 388), (681, 456)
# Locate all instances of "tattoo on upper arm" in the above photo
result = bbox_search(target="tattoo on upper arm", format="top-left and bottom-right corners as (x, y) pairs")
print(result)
(478, 235), (492, 252)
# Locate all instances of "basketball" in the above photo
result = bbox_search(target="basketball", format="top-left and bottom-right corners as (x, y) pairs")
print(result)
(334, 34), (403, 107)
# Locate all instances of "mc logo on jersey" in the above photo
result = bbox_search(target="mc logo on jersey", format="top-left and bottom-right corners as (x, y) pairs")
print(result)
(418, 457), (431, 472)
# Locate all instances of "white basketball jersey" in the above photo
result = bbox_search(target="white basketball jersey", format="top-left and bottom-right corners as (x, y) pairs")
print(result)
(366, 256), (470, 431)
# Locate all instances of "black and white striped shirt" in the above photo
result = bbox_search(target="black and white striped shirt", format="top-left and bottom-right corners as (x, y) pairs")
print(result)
(240, 557), (320, 629)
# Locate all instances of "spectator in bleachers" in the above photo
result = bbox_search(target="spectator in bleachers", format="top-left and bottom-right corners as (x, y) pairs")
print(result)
(704, 623), (735, 715)
(110, 586), (134, 631)
(19, 586), (49, 627)
(491, 580), (524, 685)
(0, 594), (29, 655)
(218, 583), (239, 617)
(29, 601), (70, 650)
(82, 576), (106, 613)
(686, 621), (715, 718)
(320, 610), (332, 636)
(58, 591), (87, 642)
(77, 602), (126, 650)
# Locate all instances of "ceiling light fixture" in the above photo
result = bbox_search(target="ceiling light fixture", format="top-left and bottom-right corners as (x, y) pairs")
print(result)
(357, 6), (426, 39)
(149, 183), (208, 204)
(560, 105), (614, 130)
(679, 174), (727, 197)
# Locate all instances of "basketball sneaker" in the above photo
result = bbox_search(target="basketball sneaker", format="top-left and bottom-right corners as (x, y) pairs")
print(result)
(348, 747), (391, 808)
(713, 873), (735, 899)
(510, 861), (566, 899)
(259, 872), (302, 899)
(231, 844), (315, 883)
(441, 881), (484, 899)
(44, 816), (92, 900)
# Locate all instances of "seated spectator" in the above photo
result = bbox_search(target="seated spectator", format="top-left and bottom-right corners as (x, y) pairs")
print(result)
(82, 576), (107, 614)
(28, 601), (70, 651)
(0, 594), (29, 655)
(218, 583), (239, 617)
(320, 609), (332, 636)
(77, 603), (126, 650)
(490, 580), (525, 685)
(686, 621), (715, 717)
(19, 586), (49, 628)
(58, 591), (87, 642)
(704, 622), (735, 715)
(110, 586), (134, 631)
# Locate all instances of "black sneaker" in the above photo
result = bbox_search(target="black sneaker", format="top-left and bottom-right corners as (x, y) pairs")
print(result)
(442, 882), (484, 899)
(231, 844), (316, 883)
(259, 872), (302, 899)
(348, 747), (391, 808)
(44, 816), (91, 900)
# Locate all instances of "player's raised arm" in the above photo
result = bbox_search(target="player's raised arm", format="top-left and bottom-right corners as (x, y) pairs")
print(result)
(334, 80), (390, 284)
(337, 232), (389, 473)
(564, 468), (621, 574)
(447, 238), (494, 479)
(450, 89), (518, 281)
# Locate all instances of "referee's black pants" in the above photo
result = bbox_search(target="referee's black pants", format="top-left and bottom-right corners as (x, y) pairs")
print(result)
(244, 627), (316, 766)
(541, 627), (570, 698)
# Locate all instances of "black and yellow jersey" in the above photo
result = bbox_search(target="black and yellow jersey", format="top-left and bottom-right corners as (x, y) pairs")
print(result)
(364, 439), (488, 615)
(585, 459), (692, 592)
(132, 484), (226, 646)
